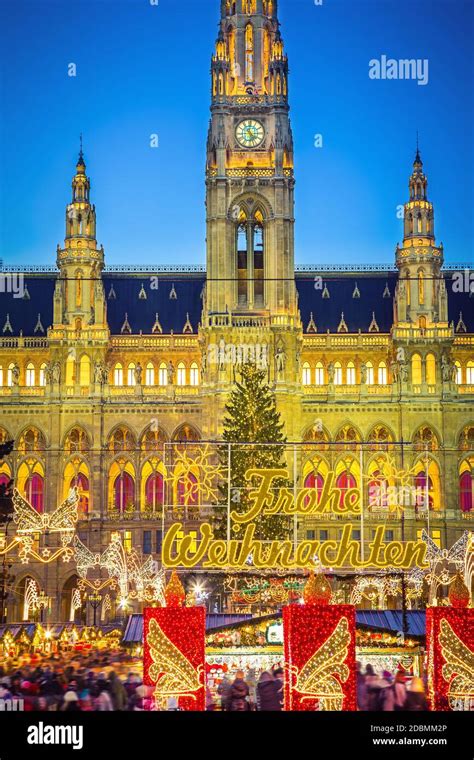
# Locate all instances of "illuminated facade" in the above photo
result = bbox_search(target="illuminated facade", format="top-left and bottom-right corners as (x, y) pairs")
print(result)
(0, 0), (473, 622)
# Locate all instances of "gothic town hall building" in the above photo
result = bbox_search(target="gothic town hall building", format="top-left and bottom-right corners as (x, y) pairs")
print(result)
(0, 0), (473, 623)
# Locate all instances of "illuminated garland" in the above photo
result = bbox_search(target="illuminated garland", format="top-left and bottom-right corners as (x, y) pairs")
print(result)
(143, 606), (206, 711)
(426, 607), (474, 711)
(283, 604), (357, 711)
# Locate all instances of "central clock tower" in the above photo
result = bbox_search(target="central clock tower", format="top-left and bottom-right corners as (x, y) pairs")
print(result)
(201, 0), (301, 440)
(204, 0), (296, 319)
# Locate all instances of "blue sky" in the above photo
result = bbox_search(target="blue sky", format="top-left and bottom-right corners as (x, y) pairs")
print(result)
(0, 0), (472, 267)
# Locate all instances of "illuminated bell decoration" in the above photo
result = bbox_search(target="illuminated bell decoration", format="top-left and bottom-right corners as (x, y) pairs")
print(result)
(304, 571), (332, 605)
(448, 573), (470, 609)
(165, 570), (186, 608)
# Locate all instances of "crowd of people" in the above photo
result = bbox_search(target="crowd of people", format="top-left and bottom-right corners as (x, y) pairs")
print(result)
(356, 663), (429, 711)
(211, 668), (285, 711)
(0, 651), (429, 712)
(0, 650), (150, 711)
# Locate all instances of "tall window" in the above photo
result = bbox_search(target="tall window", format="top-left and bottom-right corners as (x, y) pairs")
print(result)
(411, 354), (422, 385)
(39, 363), (47, 387)
(26, 363), (35, 387)
(79, 355), (90, 387)
(334, 362), (342, 385)
(114, 472), (135, 512)
(114, 363), (123, 387)
(245, 23), (254, 81)
(7, 363), (15, 387)
(145, 473), (164, 510)
(177, 363), (186, 386)
(302, 363), (311, 386)
(190, 363), (199, 386)
(378, 362), (387, 385)
(71, 472), (90, 514)
(459, 465), (473, 513)
(418, 270), (425, 305)
(253, 212), (264, 306)
(0, 366), (3, 386)
(158, 362), (168, 386)
(467, 361), (474, 384)
(127, 363), (136, 386)
(145, 363), (155, 387)
(237, 214), (248, 305)
(315, 363), (324, 385)
(426, 353), (436, 385)
(25, 473), (44, 513)
(454, 361), (462, 385)
(366, 362), (374, 385)
(346, 362), (355, 385)
(336, 472), (357, 509)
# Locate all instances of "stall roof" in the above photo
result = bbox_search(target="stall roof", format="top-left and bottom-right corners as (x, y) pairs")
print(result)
(123, 610), (427, 644)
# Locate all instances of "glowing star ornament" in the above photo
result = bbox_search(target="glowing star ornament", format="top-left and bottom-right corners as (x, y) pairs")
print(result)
(449, 573), (470, 609)
(165, 570), (185, 608)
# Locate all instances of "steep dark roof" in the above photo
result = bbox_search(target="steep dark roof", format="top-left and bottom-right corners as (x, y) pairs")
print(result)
(0, 270), (471, 337)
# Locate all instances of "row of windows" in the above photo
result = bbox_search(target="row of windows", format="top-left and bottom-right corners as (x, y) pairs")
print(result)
(302, 361), (388, 386)
(112, 362), (199, 387)
(3, 456), (472, 514)
(0, 361), (200, 388)
(302, 358), (474, 387)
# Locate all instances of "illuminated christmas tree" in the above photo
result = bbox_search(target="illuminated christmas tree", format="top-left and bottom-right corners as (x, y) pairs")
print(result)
(213, 363), (291, 541)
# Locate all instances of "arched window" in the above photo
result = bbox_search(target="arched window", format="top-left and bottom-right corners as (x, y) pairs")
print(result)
(418, 270), (425, 305)
(413, 426), (439, 451)
(405, 269), (410, 306)
(25, 473), (44, 513)
(70, 471), (90, 514)
(368, 469), (389, 510)
(7, 363), (15, 387)
(253, 210), (264, 305)
(378, 362), (387, 385)
(0, 366), (3, 386)
(304, 471), (324, 503)
(336, 471), (357, 509)
(302, 363), (311, 386)
(108, 427), (135, 453)
(459, 460), (473, 513)
(467, 361), (474, 384)
(366, 362), (374, 385)
(145, 363), (155, 387)
(17, 428), (46, 454)
(237, 212), (248, 306)
(346, 362), (355, 385)
(411, 353), (422, 385)
(127, 363), (136, 386)
(114, 363), (123, 387)
(158, 362), (168, 386)
(190, 363), (199, 386)
(79, 355), (90, 387)
(76, 271), (82, 307)
(417, 214), (422, 235)
(426, 353), (436, 385)
(25, 363), (35, 387)
(39, 363), (47, 387)
(334, 362), (342, 385)
(454, 361), (462, 385)
(414, 459), (441, 510)
(177, 363), (186, 386)
(65, 427), (90, 453)
(114, 472), (135, 512)
(64, 355), (74, 386)
(315, 362), (324, 386)
(145, 472), (164, 511)
(245, 23), (254, 81)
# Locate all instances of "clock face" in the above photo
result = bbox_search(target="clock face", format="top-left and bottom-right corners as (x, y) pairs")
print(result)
(236, 119), (265, 149)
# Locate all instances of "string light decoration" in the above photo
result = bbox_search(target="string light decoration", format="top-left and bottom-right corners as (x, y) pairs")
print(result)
(420, 529), (470, 604)
(351, 571), (423, 609)
(143, 606), (206, 711)
(426, 607), (474, 711)
(283, 604), (356, 711)
(13, 487), (79, 545)
(164, 570), (185, 608)
(168, 443), (225, 507)
(448, 573), (470, 609)
(73, 533), (166, 606)
(303, 571), (332, 605)
(225, 575), (304, 606)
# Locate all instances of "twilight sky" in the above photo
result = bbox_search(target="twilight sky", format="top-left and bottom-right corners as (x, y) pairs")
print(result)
(0, 0), (472, 268)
